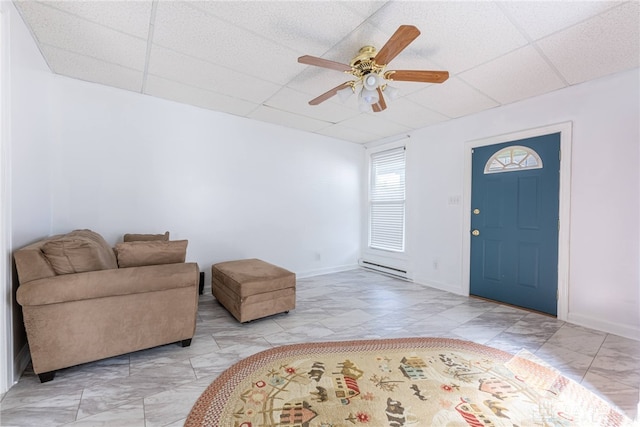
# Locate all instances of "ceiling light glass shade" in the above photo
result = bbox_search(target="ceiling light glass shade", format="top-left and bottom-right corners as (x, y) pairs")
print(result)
(360, 87), (379, 105)
(337, 86), (354, 103)
(363, 73), (382, 91)
(383, 85), (400, 101)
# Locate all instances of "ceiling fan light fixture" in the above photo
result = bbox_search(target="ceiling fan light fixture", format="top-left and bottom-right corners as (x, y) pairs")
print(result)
(358, 101), (372, 113)
(363, 72), (382, 91)
(383, 84), (400, 101)
(360, 87), (379, 105)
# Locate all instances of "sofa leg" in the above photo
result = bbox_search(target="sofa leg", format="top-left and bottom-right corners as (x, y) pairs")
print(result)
(180, 339), (192, 347)
(38, 371), (55, 383)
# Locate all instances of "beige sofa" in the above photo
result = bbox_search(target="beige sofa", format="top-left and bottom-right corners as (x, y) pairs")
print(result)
(15, 230), (199, 382)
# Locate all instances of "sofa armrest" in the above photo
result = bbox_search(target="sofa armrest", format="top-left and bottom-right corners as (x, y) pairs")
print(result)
(17, 262), (199, 307)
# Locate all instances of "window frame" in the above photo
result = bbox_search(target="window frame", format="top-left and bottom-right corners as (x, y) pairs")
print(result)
(368, 146), (406, 253)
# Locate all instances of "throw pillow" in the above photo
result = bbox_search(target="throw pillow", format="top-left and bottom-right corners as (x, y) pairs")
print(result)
(41, 229), (118, 275)
(114, 240), (188, 268)
(123, 231), (170, 242)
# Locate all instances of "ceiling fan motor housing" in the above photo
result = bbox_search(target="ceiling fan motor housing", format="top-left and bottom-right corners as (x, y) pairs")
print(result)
(350, 46), (385, 79)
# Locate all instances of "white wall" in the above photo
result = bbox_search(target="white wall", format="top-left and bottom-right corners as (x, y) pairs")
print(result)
(5, 0), (55, 390)
(8, 4), (53, 250)
(7, 0), (55, 378)
(47, 76), (363, 278)
(381, 68), (639, 340)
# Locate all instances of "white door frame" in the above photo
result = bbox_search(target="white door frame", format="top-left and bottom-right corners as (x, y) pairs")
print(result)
(461, 122), (573, 320)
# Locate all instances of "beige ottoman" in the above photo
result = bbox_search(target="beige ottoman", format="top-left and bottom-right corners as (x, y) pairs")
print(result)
(211, 258), (296, 323)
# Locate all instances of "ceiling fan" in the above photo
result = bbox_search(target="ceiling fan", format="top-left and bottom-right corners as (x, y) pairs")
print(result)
(298, 25), (449, 113)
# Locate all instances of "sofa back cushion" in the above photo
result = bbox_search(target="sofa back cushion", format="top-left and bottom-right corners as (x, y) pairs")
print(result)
(41, 230), (118, 275)
(14, 236), (63, 284)
(115, 240), (188, 268)
(123, 231), (170, 242)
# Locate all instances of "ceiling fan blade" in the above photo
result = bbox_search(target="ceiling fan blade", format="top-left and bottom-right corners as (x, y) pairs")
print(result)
(298, 55), (352, 72)
(385, 70), (449, 83)
(374, 25), (421, 66)
(309, 82), (352, 105)
(372, 87), (387, 112)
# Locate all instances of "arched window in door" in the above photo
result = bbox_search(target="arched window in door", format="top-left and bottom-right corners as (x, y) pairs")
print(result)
(484, 145), (543, 174)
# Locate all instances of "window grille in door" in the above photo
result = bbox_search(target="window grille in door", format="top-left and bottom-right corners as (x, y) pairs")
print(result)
(484, 145), (543, 174)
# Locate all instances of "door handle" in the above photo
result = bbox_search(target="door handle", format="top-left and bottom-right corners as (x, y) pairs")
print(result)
(472, 229), (480, 236)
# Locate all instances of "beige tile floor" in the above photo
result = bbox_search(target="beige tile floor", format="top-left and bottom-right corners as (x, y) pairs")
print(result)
(1, 269), (638, 426)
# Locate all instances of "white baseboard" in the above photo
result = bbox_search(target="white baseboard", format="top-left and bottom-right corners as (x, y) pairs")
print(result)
(13, 343), (30, 383)
(296, 264), (359, 279)
(412, 276), (465, 296)
(567, 313), (640, 341)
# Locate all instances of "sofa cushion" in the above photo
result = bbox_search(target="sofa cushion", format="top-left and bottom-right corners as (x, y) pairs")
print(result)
(123, 231), (170, 242)
(41, 230), (118, 275)
(16, 262), (199, 306)
(115, 240), (188, 268)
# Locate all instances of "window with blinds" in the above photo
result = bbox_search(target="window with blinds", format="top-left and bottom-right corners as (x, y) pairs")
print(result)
(369, 147), (406, 252)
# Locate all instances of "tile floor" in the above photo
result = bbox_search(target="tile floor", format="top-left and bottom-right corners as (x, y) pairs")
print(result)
(1, 269), (638, 426)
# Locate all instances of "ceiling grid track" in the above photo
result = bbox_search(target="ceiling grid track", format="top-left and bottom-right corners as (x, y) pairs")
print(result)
(494, 1), (570, 86)
(141, 0), (158, 94)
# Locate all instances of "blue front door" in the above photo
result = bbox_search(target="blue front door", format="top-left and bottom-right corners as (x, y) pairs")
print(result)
(470, 133), (560, 315)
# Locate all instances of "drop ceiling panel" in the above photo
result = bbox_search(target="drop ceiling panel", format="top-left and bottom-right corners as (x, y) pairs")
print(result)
(152, 2), (302, 85)
(337, 113), (412, 139)
(31, 0), (153, 38)
(500, 1), (623, 41)
(342, 1), (389, 20)
(317, 123), (380, 144)
(145, 75), (259, 117)
(320, 21), (393, 64)
(408, 77), (500, 119)
(373, 98), (449, 129)
(189, 1), (370, 56)
(15, 1), (147, 70)
(248, 106), (332, 133)
(536, 2), (640, 85)
(367, 1), (529, 73)
(148, 46), (281, 104)
(264, 87), (360, 123)
(42, 45), (143, 92)
(459, 46), (566, 105)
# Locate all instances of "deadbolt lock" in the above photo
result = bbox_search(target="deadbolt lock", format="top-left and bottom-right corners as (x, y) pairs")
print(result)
(473, 208), (480, 215)
(472, 229), (480, 236)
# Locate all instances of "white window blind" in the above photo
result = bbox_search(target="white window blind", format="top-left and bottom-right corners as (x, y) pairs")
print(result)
(369, 147), (406, 252)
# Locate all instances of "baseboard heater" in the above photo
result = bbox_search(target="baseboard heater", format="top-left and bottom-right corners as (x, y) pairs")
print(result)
(359, 260), (409, 280)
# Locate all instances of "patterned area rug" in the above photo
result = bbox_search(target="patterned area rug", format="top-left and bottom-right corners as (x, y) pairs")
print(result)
(185, 338), (633, 427)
